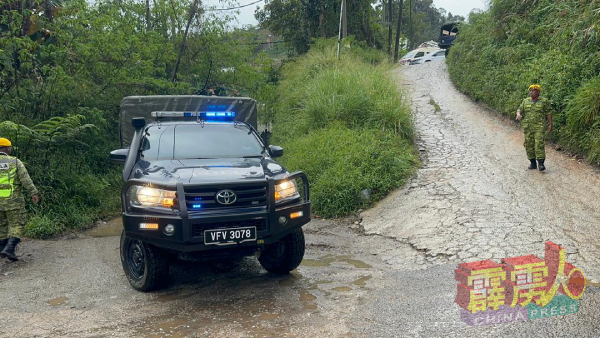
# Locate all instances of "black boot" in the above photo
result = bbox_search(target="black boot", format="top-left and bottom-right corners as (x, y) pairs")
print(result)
(538, 159), (546, 171)
(1, 237), (21, 261)
(0, 238), (7, 253)
(528, 159), (537, 169)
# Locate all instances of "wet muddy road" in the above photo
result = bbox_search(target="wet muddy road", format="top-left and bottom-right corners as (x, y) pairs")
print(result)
(1, 62), (600, 337)
(0, 218), (421, 337)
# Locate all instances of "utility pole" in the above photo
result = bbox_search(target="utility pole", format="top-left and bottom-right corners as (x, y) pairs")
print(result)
(146, 0), (151, 31)
(387, 0), (393, 56)
(409, 0), (412, 49)
(342, 0), (347, 38)
(393, 0), (404, 62)
(337, 0), (344, 58)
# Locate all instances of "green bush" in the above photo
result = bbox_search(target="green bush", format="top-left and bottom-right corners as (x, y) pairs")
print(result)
(447, 0), (600, 163)
(269, 38), (418, 218)
(281, 124), (416, 217)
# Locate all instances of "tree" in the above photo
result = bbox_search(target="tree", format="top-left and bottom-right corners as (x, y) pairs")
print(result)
(393, 0), (404, 62)
(255, 0), (378, 55)
(0, 0), (277, 237)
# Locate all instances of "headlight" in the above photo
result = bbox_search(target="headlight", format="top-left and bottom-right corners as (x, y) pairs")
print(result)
(275, 180), (299, 203)
(129, 186), (177, 208)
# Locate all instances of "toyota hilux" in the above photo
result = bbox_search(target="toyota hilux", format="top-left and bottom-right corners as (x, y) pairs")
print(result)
(109, 95), (311, 291)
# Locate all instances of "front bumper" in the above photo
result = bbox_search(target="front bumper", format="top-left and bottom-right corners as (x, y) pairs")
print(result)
(121, 172), (311, 253)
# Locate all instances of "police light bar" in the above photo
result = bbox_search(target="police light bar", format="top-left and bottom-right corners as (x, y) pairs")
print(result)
(151, 111), (236, 118)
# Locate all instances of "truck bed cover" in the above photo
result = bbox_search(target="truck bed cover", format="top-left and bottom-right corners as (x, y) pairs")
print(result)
(119, 95), (257, 147)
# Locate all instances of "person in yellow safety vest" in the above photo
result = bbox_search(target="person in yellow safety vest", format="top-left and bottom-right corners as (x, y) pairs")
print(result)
(0, 138), (39, 261)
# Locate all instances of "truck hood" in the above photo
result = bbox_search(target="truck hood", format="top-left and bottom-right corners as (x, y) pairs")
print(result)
(130, 157), (286, 184)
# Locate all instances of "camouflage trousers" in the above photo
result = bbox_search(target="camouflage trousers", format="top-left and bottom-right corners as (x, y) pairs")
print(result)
(0, 207), (26, 239)
(523, 126), (546, 160)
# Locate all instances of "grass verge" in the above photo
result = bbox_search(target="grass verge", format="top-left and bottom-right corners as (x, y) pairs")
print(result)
(268, 38), (418, 218)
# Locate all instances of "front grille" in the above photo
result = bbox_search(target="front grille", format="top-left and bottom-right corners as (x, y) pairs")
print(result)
(192, 219), (266, 237)
(184, 183), (267, 211)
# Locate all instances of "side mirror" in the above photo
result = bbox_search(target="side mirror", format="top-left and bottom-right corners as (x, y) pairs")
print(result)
(132, 117), (146, 130)
(110, 149), (129, 164)
(268, 145), (284, 158)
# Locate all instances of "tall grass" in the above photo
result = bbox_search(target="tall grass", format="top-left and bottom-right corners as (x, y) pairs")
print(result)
(562, 78), (600, 164)
(269, 38), (418, 218)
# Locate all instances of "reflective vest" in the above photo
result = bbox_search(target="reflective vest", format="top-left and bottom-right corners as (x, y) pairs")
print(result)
(0, 158), (17, 198)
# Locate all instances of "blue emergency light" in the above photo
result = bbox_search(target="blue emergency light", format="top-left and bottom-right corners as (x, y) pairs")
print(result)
(151, 111), (236, 120)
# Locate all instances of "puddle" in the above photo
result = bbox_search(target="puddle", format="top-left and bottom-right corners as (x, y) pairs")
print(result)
(156, 317), (189, 331)
(301, 255), (372, 269)
(299, 290), (317, 302)
(257, 313), (279, 321)
(84, 218), (123, 237)
(299, 290), (318, 310)
(315, 280), (333, 285)
(332, 286), (352, 292)
(340, 258), (372, 269)
(48, 296), (68, 306)
(303, 303), (318, 310)
(301, 256), (336, 267)
(352, 275), (372, 287)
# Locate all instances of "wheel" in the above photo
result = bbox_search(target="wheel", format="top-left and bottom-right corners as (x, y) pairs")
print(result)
(120, 230), (170, 292)
(258, 228), (305, 274)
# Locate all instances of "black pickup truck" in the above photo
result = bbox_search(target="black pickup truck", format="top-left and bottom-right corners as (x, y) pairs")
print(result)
(110, 96), (311, 291)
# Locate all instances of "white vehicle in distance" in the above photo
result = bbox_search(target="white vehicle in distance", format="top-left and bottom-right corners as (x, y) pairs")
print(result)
(412, 49), (447, 65)
(399, 47), (439, 65)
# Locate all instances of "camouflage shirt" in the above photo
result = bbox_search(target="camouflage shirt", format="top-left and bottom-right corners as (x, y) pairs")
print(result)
(518, 97), (551, 128)
(0, 152), (38, 211)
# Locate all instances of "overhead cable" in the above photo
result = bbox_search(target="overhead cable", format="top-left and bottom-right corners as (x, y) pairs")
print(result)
(208, 0), (264, 11)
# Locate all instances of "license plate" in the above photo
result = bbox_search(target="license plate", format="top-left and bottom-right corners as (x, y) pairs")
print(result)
(204, 227), (257, 246)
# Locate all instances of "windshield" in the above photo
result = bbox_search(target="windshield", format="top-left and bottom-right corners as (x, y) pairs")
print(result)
(401, 52), (416, 60)
(140, 123), (264, 160)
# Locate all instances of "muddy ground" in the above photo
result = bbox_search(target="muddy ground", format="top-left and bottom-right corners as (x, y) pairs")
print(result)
(0, 62), (599, 337)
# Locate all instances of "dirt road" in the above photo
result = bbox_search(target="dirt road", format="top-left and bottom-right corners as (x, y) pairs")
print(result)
(0, 62), (599, 337)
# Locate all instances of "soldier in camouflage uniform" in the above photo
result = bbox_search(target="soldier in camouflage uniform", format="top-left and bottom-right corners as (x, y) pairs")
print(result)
(0, 138), (39, 261)
(516, 84), (553, 171)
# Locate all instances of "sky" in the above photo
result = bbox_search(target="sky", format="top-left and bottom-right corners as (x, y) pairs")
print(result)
(203, 0), (489, 28)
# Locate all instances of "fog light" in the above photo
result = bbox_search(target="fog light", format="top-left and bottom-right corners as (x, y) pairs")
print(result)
(164, 224), (175, 235)
(139, 223), (159, 230)
(290, 211), (304, 219)
(278, 216), (287, 225)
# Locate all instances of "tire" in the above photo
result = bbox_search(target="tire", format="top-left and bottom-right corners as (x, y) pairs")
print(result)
(258, 228), (305, 274)
(120, 230), (170, 292)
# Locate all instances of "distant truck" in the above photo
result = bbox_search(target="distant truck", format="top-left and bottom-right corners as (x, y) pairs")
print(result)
(439, 22), (460, 50)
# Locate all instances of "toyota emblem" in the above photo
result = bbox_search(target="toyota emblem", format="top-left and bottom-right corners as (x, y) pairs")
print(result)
(216, 189), (237, 205)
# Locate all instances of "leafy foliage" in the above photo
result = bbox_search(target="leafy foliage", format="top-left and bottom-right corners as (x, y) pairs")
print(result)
(0, 0), (275, 237)
(267, 38), (418, 218)
(447, 0), (600, 164)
